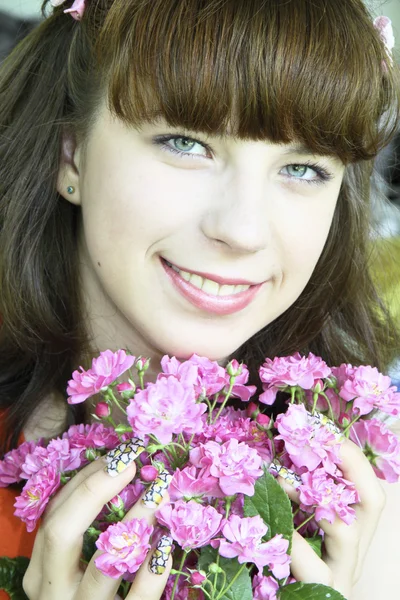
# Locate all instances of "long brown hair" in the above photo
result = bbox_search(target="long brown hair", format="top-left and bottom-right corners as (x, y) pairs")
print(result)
(1, 0), (399, 453)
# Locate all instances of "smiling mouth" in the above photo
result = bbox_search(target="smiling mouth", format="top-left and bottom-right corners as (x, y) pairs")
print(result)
(162, 258), (252, 297)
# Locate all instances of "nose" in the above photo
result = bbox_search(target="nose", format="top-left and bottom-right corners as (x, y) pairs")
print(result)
(201, 169), (272, 254)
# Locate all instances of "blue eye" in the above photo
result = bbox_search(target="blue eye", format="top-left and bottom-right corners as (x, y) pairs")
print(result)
(152, 135), (211, 158)
(281, 163), (333, 185)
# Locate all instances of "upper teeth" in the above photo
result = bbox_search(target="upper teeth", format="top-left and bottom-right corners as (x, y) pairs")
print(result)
(166, 260), (250, 296)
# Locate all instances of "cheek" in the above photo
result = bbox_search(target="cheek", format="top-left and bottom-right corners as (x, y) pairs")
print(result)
(276, 190), (339, 276)
(81, 153), (207, 244)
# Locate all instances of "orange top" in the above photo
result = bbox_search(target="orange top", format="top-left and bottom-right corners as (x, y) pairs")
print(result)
(0, 414), (39, 600)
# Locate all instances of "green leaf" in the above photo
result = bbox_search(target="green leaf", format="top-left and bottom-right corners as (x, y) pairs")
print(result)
(198, 547), (253, 600)
(243, 467), (294, 550)
(278, 582), (347, 600)
(0, 557), (30, 600)
(305, 534), (323, 558)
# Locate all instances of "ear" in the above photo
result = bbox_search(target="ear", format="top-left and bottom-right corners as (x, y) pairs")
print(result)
(57, 131), (83, 206)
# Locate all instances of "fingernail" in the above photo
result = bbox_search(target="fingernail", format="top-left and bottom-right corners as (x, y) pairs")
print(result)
(149, 535), (174, 575)
(310, 411), (343, 438)
(105, 438), (145, 477)
(142, 469), (172, 508)
(269, 461), (302, 488)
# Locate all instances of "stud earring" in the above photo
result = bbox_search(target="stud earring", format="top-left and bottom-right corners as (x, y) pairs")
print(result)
(67, 186), (75, 194)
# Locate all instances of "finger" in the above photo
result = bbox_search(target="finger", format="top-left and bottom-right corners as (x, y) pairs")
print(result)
(39, 440), (145, 599)
(23, 528), (45, 600)
(78, 470), (172, 600)
(127, 536), (173, 600)
(338, 438), (385, 511)
(317, 516), (359, 596)
(290, 530), (334, 587)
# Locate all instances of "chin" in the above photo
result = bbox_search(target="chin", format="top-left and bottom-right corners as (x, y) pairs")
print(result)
(155, 335), (244, 363)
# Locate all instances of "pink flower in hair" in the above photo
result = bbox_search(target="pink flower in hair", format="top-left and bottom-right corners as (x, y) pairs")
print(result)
(67, 349), (135, 404)
(51, 0), (86, 21)
(374, 16), (395, 66)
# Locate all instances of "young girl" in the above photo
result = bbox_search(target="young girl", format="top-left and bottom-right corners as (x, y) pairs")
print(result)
(0, 1), (399, 599)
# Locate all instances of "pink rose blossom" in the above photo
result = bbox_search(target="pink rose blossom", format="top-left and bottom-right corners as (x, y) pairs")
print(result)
(299, 468), (359, 525)
(223, 360), (257, 402)
(275, 404), (342, 473)
(95, 518), (153, 578)
(252, 574), (279, 600)
(127, 376), (207, 445)
(169, 466), (221, 501)
(339, 366), (400, 417)
(0, 440), (42, 487)
(20, 438), (83, 479)
(189, 439), (263, 496)
(14, 466), (61, 532)
(259, 353), (331, 405)
(156, 499), (223, 549)
(350, 418), (400, 483)
(63, 423), (120, 450)
(197, 411), (273, 463)
(67, 349), (135, 404)
(217, 515), (291, 577)
(160, 354), (226, 397)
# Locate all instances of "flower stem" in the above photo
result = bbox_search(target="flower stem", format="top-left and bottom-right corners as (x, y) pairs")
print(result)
(170, 552), (187, 600)
(216, 563), (246, 600)
(343, 415), (361, 437)
(213, 381), (234, 423)
(108, 389), (128, 416)
(295, 512), (316, 532)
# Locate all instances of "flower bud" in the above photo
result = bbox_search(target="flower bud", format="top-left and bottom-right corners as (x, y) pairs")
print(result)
(338, 413), (351, 428)
(135, 356), (151, 372)
(140, 465), (159, 482)
(95, 402), (111, 419)
(256, 413), (271, 427)
(208, 563), (224, 575)
(114, 424), (133, 435)
(190, 571), (207, 587)
(313, 380), (323, 394)
(226, 359), (243, 378)
(85, 447), (98, 462)
(246, 401), (260, 419)
(116, 381), (136, 399)
(109, 494), (125, 512)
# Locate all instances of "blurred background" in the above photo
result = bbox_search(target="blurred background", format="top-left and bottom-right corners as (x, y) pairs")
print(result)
(0, 0), (399, 382)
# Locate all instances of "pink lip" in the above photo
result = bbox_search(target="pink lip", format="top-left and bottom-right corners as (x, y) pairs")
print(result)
(162, 258), (259, 286)
(161, 258), (264, 316)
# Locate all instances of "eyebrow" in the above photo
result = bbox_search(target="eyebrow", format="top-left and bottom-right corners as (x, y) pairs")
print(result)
(280, 143), (322, 156)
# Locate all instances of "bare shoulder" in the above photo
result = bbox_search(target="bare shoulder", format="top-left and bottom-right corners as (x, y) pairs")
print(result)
(351, 425), (400, 600)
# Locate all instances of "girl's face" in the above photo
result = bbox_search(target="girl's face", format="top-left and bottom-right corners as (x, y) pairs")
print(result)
(60, 104), (344, 362)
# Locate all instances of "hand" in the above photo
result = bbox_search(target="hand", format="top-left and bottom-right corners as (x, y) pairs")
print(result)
(278, 438), (386, 599)
(23, 441), (173, 600)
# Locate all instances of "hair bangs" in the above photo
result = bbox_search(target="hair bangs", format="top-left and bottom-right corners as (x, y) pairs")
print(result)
(96, 0), (400, 162)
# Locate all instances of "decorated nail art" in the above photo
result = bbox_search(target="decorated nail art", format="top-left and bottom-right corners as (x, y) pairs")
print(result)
(269, 461), (302, 488)
(142, 469), (172, 507)
(310, 411), (343, 438)
(149, 535), (174, 575)
(105, 438), (145, 477)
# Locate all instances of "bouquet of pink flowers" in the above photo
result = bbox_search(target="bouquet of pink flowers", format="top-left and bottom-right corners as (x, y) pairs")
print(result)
(1, 351), (400, 600)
